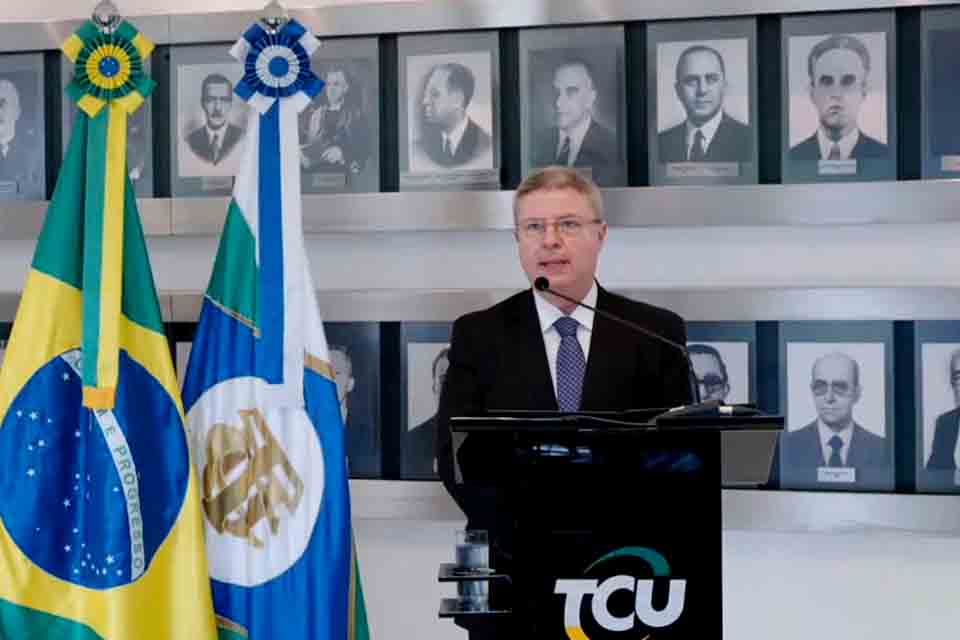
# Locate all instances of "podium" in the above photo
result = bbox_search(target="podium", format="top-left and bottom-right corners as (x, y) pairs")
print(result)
(438, 408), (782, 639)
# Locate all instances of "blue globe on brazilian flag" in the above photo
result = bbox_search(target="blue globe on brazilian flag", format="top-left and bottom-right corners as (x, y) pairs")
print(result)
(0, 19), (217, 640)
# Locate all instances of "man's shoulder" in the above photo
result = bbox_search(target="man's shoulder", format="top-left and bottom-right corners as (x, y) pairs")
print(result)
(186, 127), (206, 144)
(788, 133), (820, 160)
(784, 421), (818, 443)
(853, 133), (889, 158)
(467, 118), (492, 149)
(853, 423), (886, 443)
(719, 113), (751, 137)
(936, 406), (960, 426)
(599, 287), (685, 330)
(585, 120), (616, 145)
(455, 289), (530, 327)
(657, 122), (686, 143)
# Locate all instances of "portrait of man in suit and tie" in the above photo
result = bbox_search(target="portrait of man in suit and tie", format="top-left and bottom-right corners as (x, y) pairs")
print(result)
(925, 347), (960, 473)
(530, 58), (617, 170)
(657, 44), (752, 163)
(788, 33), (888, 162)
(406, 52), (495, 173)
(688, 343), (732, 403)
(186, 73), (244, 167)
(781, 349), (891, 489)
(0, 74), (43, 200)
(404, 346), (449, 477)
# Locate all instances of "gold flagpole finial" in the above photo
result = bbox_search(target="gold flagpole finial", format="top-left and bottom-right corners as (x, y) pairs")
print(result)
(92, 0), (122, 34)
(260, 0), (288, 34)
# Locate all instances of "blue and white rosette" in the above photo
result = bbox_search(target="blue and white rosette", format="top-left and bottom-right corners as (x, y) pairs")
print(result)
(229, 19), (324, 408)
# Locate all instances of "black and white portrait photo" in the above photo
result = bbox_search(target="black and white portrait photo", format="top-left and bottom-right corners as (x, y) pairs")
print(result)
(404, 342), (449, 478)
(0, 54), (45, 201)
(299, 36), (380, 193)
(780, 341), (893, 491)
(647, 19), (757, 185)
(687, 342), (750, 405)
(923, 9), (960, 177)
(656, 40), (751, 164)
(520, 25), (625, 186)
(408, 53), (493, 172)
(62, 57), (153, 197)
(782, 12), (896, 182)
(919, 343), (960, 487)
(171, 45), (251, 196)
(326, 323), (381, 478)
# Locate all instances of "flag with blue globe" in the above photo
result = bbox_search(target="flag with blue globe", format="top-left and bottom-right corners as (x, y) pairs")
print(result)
(181, 19), (370, 640)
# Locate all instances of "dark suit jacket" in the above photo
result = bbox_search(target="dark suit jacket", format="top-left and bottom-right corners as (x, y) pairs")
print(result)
(927, 407), (960, 471)
(186, 123), (244, 165)
(788, 131), (888, 161)
(533, 119), (617, 168)
(657, 113), (753, 163)
(0, 133), (43, 199)
(436, 286), (691, 533)
(404, 415), (437, 477)
(781, 421), (891, 488)
(420, 118), (492, 167)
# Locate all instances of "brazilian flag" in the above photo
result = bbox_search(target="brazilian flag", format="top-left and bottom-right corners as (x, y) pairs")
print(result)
(0, 20), (217, 640)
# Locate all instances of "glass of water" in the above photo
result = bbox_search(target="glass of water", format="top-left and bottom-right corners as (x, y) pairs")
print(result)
(454, 529), (489, 610)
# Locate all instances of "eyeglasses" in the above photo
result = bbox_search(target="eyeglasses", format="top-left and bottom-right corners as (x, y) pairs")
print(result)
(810, 380), (855, 397)
(696, 374), (727, 394)
(516, 217), (603, 240)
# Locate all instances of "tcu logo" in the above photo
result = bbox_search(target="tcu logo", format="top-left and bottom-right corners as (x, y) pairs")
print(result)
(554, 547), (687, 637)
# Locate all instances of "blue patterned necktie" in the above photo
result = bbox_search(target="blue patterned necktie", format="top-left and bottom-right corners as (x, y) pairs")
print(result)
(554, 316), (585, 412)
(827, 434), (843, 467)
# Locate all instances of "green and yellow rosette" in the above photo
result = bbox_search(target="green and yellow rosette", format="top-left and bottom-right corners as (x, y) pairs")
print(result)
(61, 20), (155, 409)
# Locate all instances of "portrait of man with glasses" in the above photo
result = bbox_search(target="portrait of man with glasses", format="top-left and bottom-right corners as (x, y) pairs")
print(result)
(688, 343), (731, 403)
(926, 348), (960, 472)
(781, 350), (890, 488)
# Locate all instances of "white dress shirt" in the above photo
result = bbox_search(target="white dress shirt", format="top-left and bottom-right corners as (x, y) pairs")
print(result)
(556, 115), (593, 166)
(817, 127), (861, 160)
(442, 115), (470, 157)
(818, 419), (853, 466)
(533, 282), (598, 400)
(684, 110), (723, 160)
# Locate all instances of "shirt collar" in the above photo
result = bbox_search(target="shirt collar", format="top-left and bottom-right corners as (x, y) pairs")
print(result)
(534, 281), (598, 335)
(817, 127), (861, 160)
(442, 115), (470, 155)
(206, 125), (224, 144)
(817, 418), (853, 453)
(685, 110), (723, 153)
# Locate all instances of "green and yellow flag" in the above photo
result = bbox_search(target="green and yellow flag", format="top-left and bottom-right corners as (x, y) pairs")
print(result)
(0, 20), (218, 640)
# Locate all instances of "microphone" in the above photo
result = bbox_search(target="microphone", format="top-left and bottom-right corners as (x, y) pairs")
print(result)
(534, 277), (702, 405)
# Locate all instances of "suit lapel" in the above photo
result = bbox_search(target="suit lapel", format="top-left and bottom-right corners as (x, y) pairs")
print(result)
(580, 287), (627, 410)
(505, 291), (557, 409)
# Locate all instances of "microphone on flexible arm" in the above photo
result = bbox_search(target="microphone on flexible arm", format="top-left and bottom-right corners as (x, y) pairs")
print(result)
(533, 276), (760, 418)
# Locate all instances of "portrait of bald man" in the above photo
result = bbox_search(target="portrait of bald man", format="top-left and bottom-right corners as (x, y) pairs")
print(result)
(926, 347), (960, 472)
(658, 44), (752, 163)
(531, 58), (617, 169)
(789, 33), (888, 161)
(0, 74), (43, 200)
(781, 350), (890, 487)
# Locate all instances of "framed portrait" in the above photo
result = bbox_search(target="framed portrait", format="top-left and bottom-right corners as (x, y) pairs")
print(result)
(398, 32), (500, 191)
(0, 53), (45, 201)
(519, 25), (626, 187)
(300, 37), (380, 194)
(914, 322), (960, 493)
(779, 322), (895, 492)
(782, 11), (897, 183)
(647, 18), (757, 185)
(399, 322), (452, 479)
(325, 322), (381, 478)
(61, 56), (154, 197)
(170, 44), (250, 197)
(922, 8), (960, 179)
(686, 322), (756, 405)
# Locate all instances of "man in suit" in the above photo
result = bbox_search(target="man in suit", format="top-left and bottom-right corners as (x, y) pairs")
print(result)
(417, 62), (492, 168)
(533, 60), (616, 169)
(436, 167), (691, 637)
(186, 73), (244, 166)
(658, 45), (752, 163)
(781, 352), (889, 486)
(404, 346), (449, 476)
(926, 348), (960, 471)
(689, 343), (730, 403)
(0, 78), (42, 200)
(789, 34), (888, 161)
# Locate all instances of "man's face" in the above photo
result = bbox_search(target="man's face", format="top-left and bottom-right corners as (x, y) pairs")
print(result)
(950, 353), (960, 406)
(330, 349), (355, 421)
(202, 81), (233, 131)
(432, 353), (449, 400)
(809, 48), (867, 137)
(0, 83), (21, 137)
(691, 352), (729, 402)
(810, 355), (860, 430)
(422, 68), (462, 130)
(675, 50), (726, 125)
(516, 188), (606, 303)
(324, 70), (348, 105)
(553, 64), (595, 131)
